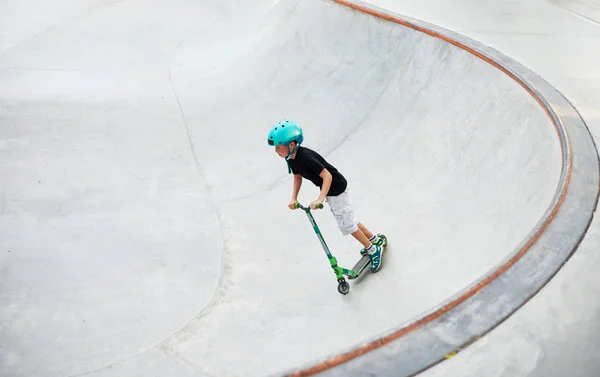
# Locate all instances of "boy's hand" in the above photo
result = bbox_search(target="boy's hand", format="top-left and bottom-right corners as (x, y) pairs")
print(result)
(310, 199), (324, 210)
(288, 200), (299, 210)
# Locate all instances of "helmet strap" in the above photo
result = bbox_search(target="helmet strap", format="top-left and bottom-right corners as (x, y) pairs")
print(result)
(285, 143), (299, 161)
(284, 142), (299, 174)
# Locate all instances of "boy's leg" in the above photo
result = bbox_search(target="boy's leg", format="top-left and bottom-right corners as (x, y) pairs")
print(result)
(357, 223), (374, 240)
(326, 192), (360, 238)
(351, 228), (371, 249)
(327, 192), (377, 249)
(327, 192), (383, 272)
(357, 223), (385, 247)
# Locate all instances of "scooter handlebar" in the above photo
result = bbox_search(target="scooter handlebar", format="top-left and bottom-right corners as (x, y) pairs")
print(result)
(294, 203), (323, 210)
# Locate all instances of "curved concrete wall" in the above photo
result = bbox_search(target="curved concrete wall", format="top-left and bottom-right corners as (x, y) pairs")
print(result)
(282, 1), (599, 376)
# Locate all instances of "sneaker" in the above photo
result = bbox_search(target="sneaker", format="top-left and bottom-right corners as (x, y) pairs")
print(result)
(373, 234), (387, 247)
(368, 244), (383, 272)
(360, 247), (369, 256)
(360, 234), (386, 256)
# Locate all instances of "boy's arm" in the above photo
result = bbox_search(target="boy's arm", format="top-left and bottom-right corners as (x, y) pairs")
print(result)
(291, 174), (302, 201)
(316, 168), (332, 202)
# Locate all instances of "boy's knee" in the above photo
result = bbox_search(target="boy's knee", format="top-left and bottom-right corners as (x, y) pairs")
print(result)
(340, 222), (359, 235)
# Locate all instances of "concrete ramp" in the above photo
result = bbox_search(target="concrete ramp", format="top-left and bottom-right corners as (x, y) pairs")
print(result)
(0, 0), (596, 377)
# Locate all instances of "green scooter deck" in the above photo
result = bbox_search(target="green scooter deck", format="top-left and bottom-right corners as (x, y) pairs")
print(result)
(347, 254), (371, 280)
(347, 236), (387, 280)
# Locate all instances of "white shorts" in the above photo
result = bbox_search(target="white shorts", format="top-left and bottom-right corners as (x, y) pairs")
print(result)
(326, 191), (359, 235)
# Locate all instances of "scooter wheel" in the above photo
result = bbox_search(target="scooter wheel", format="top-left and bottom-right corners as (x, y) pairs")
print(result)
(380, 234), (388, 247)
(338, 281), (350, 295)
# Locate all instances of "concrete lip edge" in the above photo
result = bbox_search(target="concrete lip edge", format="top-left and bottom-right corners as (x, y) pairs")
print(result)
(277, 0), (600, 376)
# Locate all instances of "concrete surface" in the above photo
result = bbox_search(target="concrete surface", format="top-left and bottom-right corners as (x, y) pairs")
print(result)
(363, 0), (600, 376)
(0, 0), (597, 377)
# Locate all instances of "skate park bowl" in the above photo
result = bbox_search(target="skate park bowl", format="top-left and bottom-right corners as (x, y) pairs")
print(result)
(0, 0), (598, 376)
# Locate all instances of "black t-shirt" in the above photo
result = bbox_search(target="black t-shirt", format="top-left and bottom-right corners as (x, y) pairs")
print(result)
(288, 146), (347, 196)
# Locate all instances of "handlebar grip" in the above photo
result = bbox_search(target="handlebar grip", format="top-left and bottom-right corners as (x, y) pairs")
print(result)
(293, 203), (323, 210)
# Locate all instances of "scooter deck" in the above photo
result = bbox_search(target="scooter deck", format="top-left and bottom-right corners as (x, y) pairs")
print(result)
(346, 235), (388, 280)
(347, 254), (371, 280)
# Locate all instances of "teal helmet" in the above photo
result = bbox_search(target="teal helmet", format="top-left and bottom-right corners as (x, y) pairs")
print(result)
(267, 120), (303, 161)
(267, 119), (303, 147)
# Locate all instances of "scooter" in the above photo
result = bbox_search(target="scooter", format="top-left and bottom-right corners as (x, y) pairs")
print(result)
(293, 203), (387, 295)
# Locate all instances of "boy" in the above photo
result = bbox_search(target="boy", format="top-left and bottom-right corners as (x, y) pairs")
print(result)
(267, 119), (386, 272)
